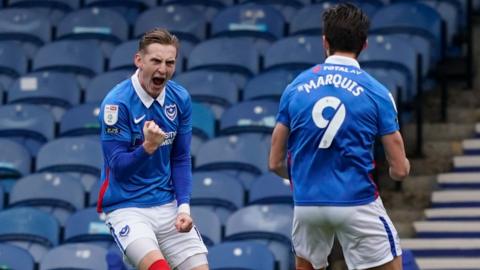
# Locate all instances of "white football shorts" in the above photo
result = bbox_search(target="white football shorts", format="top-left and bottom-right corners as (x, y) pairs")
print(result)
(105, 201), (208, 268)
(292, 197), (402, 269)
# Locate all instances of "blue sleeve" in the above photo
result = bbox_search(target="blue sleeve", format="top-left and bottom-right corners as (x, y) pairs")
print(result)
(377, 90), (400, 136)
(99, 102), (131, 142)
(178, 94), (192, 134)
(276, 86), (293, 127)
(171, 131), (192, 205)
(102, 140), (152, 182)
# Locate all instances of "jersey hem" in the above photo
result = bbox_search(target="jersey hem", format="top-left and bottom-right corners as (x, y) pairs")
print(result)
(102, 198), (175, 214)
(294, 195), (377, 206)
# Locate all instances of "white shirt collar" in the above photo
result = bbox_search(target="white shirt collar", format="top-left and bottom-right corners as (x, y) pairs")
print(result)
(324, 55), (360, 68)
(131, 69), (166, 108)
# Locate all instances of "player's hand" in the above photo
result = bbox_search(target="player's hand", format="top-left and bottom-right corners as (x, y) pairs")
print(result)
(175, 213), (193, 233)
(142, 120), (166, 153)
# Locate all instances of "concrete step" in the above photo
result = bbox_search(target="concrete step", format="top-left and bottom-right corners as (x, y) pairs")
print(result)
(424, 207), (480, 220)
(416, 258), (480, 270)
(431, 190), (480, 207)
(437, 172), (480, 188)
(453, 155), (480, 171)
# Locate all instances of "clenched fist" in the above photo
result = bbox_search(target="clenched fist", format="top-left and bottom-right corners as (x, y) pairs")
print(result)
(142, 120), (167, 154)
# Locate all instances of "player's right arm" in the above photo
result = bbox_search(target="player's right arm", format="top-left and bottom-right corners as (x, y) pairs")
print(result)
(381, 131), (410, 181)
(269, 123), (290, 179)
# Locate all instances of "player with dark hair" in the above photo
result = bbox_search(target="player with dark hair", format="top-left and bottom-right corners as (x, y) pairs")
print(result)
(98, 28), (208, 270)
(269, 3), (409, 270)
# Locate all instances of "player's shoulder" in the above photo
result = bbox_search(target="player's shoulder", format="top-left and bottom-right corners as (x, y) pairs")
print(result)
(358, 69), (390, 96)
(168, 80), (191, 103)
(101, 78), (134, 107)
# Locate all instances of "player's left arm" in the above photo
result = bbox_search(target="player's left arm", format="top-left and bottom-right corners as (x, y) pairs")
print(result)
(171, 94), (193, 232)
(269, 123), (290, 179)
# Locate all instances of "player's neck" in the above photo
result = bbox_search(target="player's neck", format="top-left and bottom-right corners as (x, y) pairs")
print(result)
(330, 51), (357, 60)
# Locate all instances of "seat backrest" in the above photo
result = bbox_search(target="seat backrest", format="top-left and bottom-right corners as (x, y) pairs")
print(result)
(135, 5), (207, 43)
(0, 243), (35, 270)
(36, 137), (103, 176)
(192, 171), (245, 211)
(0, 207), (59, 247)
(244, 68), (301, 101)
(33, 40), (104, 77)
(249, 173), (292, 205)
(60, 103), (101, 137)
(174, 70), (239, 107)
(85, 70), (132, 103)
(219, 100), (278, 135)
(0, 104), (55, 156)
(0, 41), (28, 80)
(195, 133), (270, 175)
(108, 40), (137, 71)
(0, 138), (31, 179)
(8, 72), (81, 108)
(208, 241), (275, 270)
(211, 4), (285, 40)
(192, 102), (216, 140)
(64, 207), (112, 244)
(9, 172), (85, 213)
(263, 35), (324, 71)
(188, 37), (260, 77)
(224, 204), (292, 244)
(57, 7), (129, 44)
(191, 206), (222, 246)
(0, 8), (51, 55)
(8, 0), (80, 25)
(40, 243), (108, 270)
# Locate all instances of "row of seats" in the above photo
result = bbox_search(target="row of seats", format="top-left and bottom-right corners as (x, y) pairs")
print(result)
(0, 204), (294, 269)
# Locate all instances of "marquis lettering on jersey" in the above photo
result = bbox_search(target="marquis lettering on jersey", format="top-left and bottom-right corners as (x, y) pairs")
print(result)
(297, 65), (364, 96)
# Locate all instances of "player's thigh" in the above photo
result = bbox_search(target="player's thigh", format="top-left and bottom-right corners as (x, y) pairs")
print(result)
(292, 206), (335, 270)
(368, 255), (402, 270)
(106, 207), (158, 255)
(175, 253), (209, 270)
(336, 198), (402, 270)
(151, 204), (208, 269)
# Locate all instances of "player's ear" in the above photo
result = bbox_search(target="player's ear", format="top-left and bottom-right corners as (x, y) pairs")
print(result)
(363, 39), (368, 51)
(322, 35), (330, 56)
(134, 52), (143, 69)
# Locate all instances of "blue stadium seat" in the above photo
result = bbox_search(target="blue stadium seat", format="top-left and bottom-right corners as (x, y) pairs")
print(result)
(211, 4), (285, 53)
(263, 35), (324, 71)
(195, 133), (270, 189)
(0, 8), (51, 58)
(88, 181), (102, 207)
(9, 172), (86, 226)
(191, 171), (245, 225)
(208, 241), (276, 270)
(85, 70), (132, 104)
(0, 104), (55, 156)
(40, 243), (108, 270)
(0, 41), (28, 90)
(64, 207), (113, 248)
(0, 139), (31, 193)
(108, 40), (138, 72)
(224, 204), (294, 270)
(188, 37), (260, 88)
(33, 40), (105, 89)
(56, 8), (129, 57)
(402, 248), (420, 270)
(244, 69), (301, 101)
(191, 206), (222, 246)
(84, 0), (156, 25)
(0, 207), (59, 262)
(8, 0), (81, 24)
(60, 103), (101, 138)
(359, 35), (417, 101)
(370, 2), (443, 70)
(219, 100), (278, 135)
(162, 0), (231, 21)
(174, 70), (239, 120)
(191, 102), (215, 156)
(238, 0), (304, 23)
(0, 243), (35, 270)
(7, 72), (81, 122)
(36, 137), (102, 192)
(135, 5), (207, 44)
(249, 173), (292, 205)
(364, 68), (404, 104)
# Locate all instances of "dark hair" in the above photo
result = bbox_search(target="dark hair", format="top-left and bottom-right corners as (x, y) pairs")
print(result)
(138, 28), (180, 56)
(323, 3), (370, 56)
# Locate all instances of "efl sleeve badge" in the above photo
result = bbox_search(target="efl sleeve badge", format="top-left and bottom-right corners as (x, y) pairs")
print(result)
(104, 104), (119, 126)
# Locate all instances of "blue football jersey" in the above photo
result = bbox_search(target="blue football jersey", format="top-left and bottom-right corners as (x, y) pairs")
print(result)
(98, 70), (192, 213)
(277, 55), (399, 206)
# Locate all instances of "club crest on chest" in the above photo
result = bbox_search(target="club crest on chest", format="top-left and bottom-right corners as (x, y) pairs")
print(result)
(164, 104), (177, 121)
